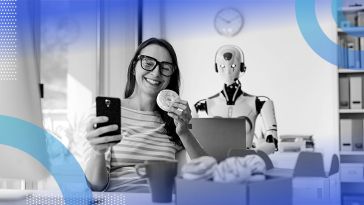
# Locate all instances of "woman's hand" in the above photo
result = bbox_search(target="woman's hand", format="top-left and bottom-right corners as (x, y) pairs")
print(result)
(167, 99), (208, 158)
(167, 99), (192, 136)
(85, 116), (122, 155)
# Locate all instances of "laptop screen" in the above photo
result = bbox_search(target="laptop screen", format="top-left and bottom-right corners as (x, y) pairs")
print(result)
(189, 118), (247, 161)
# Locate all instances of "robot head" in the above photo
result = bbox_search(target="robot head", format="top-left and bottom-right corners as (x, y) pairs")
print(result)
(215, 45), (246, 84)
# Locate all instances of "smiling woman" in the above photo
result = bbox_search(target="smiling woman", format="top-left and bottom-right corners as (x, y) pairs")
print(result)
(131, 44), (174, 98)
(84, 38), (207, 192)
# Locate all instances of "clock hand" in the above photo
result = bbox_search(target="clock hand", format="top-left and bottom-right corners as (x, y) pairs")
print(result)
(227, 15), (242, 22)
(218, 16), (230, 23)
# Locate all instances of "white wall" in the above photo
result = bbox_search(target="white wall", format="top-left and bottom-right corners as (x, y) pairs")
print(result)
(163, 0), (339, 169)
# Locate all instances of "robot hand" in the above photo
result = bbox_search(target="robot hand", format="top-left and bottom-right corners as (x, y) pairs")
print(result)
(258, 97), (278, 150)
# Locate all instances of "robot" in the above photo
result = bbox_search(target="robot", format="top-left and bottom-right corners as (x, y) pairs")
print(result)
(194, 45), (278, 154)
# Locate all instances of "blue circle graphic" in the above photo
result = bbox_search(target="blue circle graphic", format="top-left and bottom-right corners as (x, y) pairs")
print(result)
(0, 115), (92, 205)
(296, 0), (362, 68)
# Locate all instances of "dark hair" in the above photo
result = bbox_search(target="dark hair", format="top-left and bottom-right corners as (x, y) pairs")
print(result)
(124, 38), (182, 147)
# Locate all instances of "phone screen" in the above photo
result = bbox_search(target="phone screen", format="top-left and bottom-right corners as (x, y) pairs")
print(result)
(96, 96), (121, 138)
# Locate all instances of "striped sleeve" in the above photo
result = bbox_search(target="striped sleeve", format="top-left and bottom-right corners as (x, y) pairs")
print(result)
(108, 107), (180, 179)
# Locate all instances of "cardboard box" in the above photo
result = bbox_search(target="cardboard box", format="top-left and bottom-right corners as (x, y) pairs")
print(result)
(175, 176), (292, 205)
(292, 152), (340, 205)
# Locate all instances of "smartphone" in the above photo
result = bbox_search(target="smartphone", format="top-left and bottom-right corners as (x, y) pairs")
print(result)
(96, 96), (121, 139)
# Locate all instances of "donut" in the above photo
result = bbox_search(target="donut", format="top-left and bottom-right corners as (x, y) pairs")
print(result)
(243, 155), (266, 175)
(182, 167), (216, 181)
(156, 89), (180, 111)
(213, 157), (251, 183)
(182, 156), (217, 180)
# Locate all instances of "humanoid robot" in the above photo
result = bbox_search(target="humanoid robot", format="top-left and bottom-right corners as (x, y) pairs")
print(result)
(194, 45), (278, 154)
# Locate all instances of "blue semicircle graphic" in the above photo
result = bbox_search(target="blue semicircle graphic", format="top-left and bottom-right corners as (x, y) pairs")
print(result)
(296, 0), (361, 68)
(0, 115), (92, 205)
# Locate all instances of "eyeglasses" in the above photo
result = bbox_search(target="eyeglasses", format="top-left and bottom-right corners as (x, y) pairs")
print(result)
(137, 55), (175, 77)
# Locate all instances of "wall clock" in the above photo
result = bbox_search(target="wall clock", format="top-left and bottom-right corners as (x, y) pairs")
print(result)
(214, 8), (244, 37)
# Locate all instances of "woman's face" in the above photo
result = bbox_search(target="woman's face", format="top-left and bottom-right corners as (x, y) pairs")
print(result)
(134, 44), (173, 97)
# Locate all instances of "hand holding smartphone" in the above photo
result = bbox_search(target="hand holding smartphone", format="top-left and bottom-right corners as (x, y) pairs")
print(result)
(96, 96), (121, 141)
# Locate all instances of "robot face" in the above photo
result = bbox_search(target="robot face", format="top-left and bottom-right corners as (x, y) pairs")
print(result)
(215, 46), (242, 84)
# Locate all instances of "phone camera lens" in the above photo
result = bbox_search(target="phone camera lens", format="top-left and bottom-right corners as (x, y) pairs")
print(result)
(105, 99), (111, 107)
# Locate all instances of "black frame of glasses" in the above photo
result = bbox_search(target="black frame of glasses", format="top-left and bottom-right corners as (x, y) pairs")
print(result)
(137, 55), (175, 77)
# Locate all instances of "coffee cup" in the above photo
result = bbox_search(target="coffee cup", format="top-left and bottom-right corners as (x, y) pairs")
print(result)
(135, 160), (178, 203)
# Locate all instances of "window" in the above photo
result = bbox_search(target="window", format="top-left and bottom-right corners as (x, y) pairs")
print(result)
(39, 0), (139, 163)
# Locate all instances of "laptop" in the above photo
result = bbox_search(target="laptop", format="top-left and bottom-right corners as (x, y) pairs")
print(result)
(189, 118), (246, 161)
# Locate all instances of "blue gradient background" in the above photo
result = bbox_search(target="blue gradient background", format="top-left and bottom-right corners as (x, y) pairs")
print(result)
(5, 0), (359, 204)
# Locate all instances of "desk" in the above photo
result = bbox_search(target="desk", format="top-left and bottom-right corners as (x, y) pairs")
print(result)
(0, 190), (174, 205)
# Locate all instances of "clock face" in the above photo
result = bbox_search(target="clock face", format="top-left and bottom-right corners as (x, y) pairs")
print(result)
(214, 8), (244, 37)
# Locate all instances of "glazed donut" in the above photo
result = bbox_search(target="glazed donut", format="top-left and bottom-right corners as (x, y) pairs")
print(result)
(182, 156), (217, 180)
(213, 157), (251, 183)
(156, 89), (180, 111)
(243, 155), (266, 175)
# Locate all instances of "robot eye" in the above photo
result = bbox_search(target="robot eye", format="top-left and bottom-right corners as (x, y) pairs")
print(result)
(231, 64), (236, 68)
(219, 64), (225, 68)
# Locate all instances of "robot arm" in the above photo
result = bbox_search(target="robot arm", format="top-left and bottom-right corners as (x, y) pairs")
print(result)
(256, 97), (278, 152)
(194, 99), (209, 118)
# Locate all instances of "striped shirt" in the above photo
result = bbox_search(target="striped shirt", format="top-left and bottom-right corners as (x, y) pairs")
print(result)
(104, 106), (182, 192)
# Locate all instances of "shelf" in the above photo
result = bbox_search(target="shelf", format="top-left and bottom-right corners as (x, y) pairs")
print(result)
(341, 180), (364, 183)
(338, 27), (364, 36)
(337, 6), (364, 197)
(339, 6), (364, 12)
(339, 109), (364, 113)
(341, 182), (364, 195)
(340, 151), (364, 155)
(339, 68), (364, 73)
